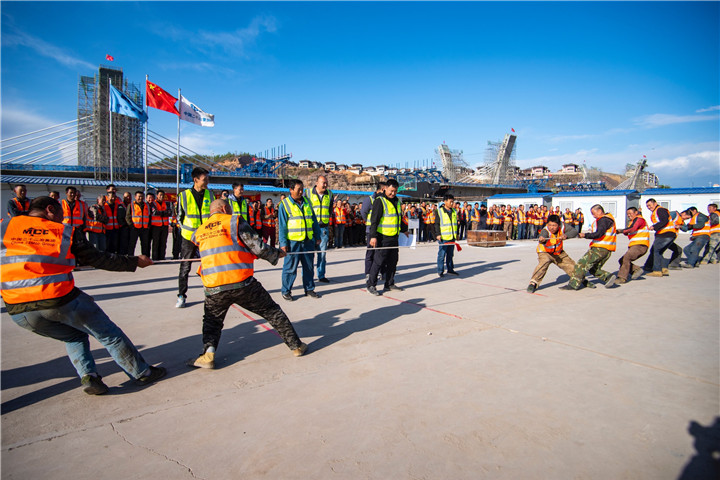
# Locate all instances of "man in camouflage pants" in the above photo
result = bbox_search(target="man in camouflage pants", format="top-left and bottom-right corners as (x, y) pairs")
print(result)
(187, 199), (307, 369)
(561, 204), (618, 290)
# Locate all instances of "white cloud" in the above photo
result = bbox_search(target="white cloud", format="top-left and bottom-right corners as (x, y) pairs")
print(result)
(696, 105), (720, 113)
(157, 61), (237, 77)
(633, 113), (718, 128)
(3, 29), (94, 70)
(153, 15), (278, 58)
(1, 107), (60, 138)
(179, 130), (238, 155)
(650, 150), (720, 173)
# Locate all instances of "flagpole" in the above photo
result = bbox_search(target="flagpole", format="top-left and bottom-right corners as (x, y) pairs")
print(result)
(144, 75), (149, 194)
(108, 77), (113, 183)
(176, 88), (181, 201)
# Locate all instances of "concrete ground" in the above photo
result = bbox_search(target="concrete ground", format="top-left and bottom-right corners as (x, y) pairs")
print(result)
(2, 235), (718, 480)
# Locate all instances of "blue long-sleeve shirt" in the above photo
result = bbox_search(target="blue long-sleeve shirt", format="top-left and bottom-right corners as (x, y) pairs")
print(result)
(278, 196), (321, 248)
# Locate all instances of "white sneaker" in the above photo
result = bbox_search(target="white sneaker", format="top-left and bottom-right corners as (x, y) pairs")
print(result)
(175, 295), (186, 308)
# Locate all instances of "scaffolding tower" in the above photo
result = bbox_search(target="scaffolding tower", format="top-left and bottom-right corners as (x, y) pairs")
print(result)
(477, 133), (518, 184)
(614, 158), (648, 191)
(436, 144), (469, 184)
(78, 65), (144, 181)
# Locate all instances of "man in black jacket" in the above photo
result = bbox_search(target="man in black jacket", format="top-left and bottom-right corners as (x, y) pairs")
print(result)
(366, 179), (408, 295)
(1, 197), (166, 395)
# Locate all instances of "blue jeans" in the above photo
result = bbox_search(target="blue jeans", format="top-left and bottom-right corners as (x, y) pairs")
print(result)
(437, 239), (455, 274)
(684, 235), (710, 267)
(334, 225), (345, 247)
(282, 239), (316, 295)
(88, 231), (106, 252)
(649, 236), (676, 272)
(517, 224), (526, 240)
(315, 226), (329, 279)
(10, 291), (150, 379)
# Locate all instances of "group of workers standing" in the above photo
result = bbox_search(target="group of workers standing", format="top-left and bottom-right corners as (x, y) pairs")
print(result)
(3, 174), (718, 396)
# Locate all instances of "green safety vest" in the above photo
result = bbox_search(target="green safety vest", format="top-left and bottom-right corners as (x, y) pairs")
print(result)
(305, 188), (333, 224)
(377, 197), (401, 237)
(438, 207), (458, 241)
(229, 196), (249, 221)
(180, 189), (212, 241)
(282, 197), (314, 241)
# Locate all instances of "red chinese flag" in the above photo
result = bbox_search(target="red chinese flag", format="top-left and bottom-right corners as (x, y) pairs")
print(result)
(146, 80), (179, 115)
(511, 128), (515, 132)
(106, 54), (114, 61)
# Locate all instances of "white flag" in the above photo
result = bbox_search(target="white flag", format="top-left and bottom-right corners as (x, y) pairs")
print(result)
(179, 95), (215, 127)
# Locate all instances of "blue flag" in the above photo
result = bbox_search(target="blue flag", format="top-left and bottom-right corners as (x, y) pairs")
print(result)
(109, 85), (148, 122)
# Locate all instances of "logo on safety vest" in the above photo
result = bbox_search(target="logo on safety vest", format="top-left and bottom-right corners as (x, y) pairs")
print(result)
(22, 228), (50, 236)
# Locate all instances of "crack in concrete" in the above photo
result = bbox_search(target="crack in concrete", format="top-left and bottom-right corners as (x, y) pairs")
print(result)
(110, 422), (205, 480)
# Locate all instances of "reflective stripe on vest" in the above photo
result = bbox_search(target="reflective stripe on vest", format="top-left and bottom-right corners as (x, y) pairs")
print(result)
(589, 214), (617, 251)
(690, 213), (712, 237)
(537, 225), (564, 255)
(439, 207), (458, 241)
(103, 200), (120, 230)
(282, 197), (314, 241)
(11, 197), (30, 216)
(192, 214), (256, 289)
(61, 200), (84, 226)
(0, 216), (76, 304)
(377, 197), (400, 236)
(651, 207), (676, 235)
(180, 189), (212, 240)
(132, 202), (149, 229)
(628, 219), (650, 248)
(710, 214), (720, 234)
(149, 200), (165, 227)
(306, 189), (332, 224)
(335, 206), (346, 224)
(229, 197), (249, 222)
(262, 207), (276, 228)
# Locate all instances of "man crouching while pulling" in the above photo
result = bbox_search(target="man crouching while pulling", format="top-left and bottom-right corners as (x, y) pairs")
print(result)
(187, 199), (307, 369)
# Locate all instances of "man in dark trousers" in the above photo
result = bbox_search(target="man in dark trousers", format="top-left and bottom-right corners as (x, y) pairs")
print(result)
(360, 181), (386, 279)
(186, 199), (307, 369)
(434, 194), (460, 277)
(176, 167), (212, 308)
(366, 179), (408, 295)
(644, 198), (678, 277)
(126, 191), (151, 256)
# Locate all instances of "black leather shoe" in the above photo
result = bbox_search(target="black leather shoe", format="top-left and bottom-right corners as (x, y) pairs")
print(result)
(447, 271), (459, 276)
(282, 293), (293, 301)
(305, 290), (321, 298)
(317, 278), (330, 283)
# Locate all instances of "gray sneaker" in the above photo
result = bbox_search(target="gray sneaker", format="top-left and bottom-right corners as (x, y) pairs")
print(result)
(175, 295), (186, 308)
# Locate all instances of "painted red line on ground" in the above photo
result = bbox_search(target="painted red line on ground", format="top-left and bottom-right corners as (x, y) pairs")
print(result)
(230, 304), (283, 338)
(456, 278), (547, 297)
(365, 290), (464, 319)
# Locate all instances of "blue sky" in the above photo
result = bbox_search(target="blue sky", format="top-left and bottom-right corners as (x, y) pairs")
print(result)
(2, 1), (719, 187)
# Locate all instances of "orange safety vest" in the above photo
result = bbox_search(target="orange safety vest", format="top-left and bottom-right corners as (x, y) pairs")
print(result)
(564, 212), (573, 223)
(192, 214), (257, 289)
(10, 197), (30, 217)
(334, 206), (346, 225)
(0, 216), (76, 304)
(61, 199), (85, 227)
(262, 207), (276, 228)
(589, 213), (617, 251)
(516, 209), (525, 224)
(471, 208), (481, 223)
(103, 199), (121, 230)
(426, 210), (436, 224)
(627, 218), (650, 248)
(248, 206), (255, 227)
(690, 213), (712, 237)
(84, 206), (105, 234)
(651, 207), (676, 235)
(149, 200), (164, 227)
(345, 208), (353, 226)
(537, 225), (564, 255)
(710, 214), (720, 235)
(255, 207), (262, 228)
(131, 202), (149, 229)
